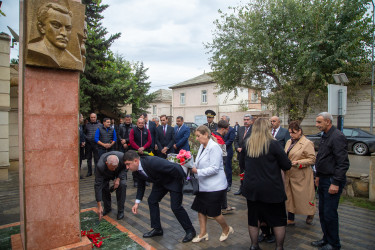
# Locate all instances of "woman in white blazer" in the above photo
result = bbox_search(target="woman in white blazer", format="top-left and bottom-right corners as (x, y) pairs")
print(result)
(190, 125), (234, 243)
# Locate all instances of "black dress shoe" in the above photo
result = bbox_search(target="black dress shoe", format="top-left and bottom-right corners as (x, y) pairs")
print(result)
(311, 239), (327, 247)
(318, 244), (339, 250)
(117, 211), (124, 220)
(103, 209), (112, 216)
(182, 230), (196, 243)
(143, 228), (163, 238)
(250, 245), (261, 250)
(234, 189), (242, 195)
(80, 176), (84, 179)
(258, 234), (265, 242)
(86, 173), (92, 177)
(265, 234), (275, 243)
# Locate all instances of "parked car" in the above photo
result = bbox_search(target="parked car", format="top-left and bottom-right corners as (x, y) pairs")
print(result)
(306, 128), (375, 156)
(184, 122), (199, 132)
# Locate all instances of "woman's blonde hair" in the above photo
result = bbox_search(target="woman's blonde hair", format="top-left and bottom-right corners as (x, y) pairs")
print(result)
(196, 125), (211, 139)
(246, 118), (274, 158)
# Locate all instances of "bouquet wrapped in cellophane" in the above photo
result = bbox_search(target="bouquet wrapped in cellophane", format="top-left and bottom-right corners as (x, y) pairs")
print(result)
(167, 149), (194, 175)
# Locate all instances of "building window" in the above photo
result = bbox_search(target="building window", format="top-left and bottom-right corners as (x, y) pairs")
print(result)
(251, 92), (259, 103)
(180, 93), (185, 105)
(201, 90), (207, 103)
(153, 105), (157, 115)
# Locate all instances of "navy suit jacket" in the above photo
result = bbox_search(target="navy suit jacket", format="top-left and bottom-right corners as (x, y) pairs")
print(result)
(145, 121), (157, 149)
(156, 125), (175, 154)
(134, 156), (185, 201)
(275, 127), (291, 149)
(174, 124), (190, 152)
(224, 126), (235, 155)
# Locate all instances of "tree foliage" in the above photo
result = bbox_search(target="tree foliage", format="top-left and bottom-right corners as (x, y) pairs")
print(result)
(80, 0), (153, 118)
(131, 62), (156, 116)
(206, 0), (372, 121)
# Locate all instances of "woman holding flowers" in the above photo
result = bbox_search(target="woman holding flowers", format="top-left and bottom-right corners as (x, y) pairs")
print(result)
(242, 118), (291, 250)
(190, 125), (234, 243)
(284, 121), (316, 226)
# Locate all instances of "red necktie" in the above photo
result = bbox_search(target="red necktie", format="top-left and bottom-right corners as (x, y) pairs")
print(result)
(243, 127), (248, 138)
(272, 129), (275, 136)
(145, 123), (147, 129)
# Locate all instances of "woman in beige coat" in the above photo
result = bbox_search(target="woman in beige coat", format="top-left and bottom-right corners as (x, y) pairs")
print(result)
(284, 121), (316, 225)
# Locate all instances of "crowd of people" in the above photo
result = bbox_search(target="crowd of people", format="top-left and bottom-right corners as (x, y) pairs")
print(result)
(78, 110), (349, 250)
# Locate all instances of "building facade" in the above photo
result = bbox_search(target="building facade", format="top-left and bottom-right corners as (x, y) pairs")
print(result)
(169, 73), (268, 125)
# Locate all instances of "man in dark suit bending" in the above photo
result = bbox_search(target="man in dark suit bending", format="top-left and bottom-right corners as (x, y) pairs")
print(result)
(123, 150), (196, 242)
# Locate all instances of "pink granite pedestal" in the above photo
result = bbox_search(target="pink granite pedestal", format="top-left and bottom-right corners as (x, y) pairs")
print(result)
(16, 67), (90, 249)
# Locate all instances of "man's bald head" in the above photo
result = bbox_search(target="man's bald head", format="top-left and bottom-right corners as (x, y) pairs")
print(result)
(270, 116), (281, 130)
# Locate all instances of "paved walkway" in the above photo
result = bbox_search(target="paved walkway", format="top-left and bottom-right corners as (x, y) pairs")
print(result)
(1, 162), (375, 249)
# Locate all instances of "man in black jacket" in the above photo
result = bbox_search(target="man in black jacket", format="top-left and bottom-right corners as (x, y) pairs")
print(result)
(123, 150), (196, 243)
(155, 115), (175, 158)
(233, 114), (253, 195)
(84, 113), (100, 177)
(79, 114), (86, 179)
(118, 114), (133, 153)
(311, 112), (349, 250)
(95, 151), (127, 220)
(141, 113), (157, 154)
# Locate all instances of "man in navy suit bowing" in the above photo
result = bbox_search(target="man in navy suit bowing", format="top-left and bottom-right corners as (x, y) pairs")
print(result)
(270, 116), (290, 148)
(155, 115), (175, 158)
(173, 116), (190, 153)
(123, 150), (196, 242)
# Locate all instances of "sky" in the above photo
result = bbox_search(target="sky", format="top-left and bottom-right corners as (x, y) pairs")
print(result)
(0, 0), (243, 92)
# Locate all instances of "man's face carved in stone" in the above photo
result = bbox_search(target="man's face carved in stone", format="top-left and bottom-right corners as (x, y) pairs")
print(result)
(40, 9), (72, 49)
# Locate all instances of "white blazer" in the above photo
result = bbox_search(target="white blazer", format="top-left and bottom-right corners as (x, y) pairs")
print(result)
(195, 139), (228, 192)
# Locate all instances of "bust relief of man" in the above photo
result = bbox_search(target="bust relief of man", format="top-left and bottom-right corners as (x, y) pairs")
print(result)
(27, 2), (83, 70)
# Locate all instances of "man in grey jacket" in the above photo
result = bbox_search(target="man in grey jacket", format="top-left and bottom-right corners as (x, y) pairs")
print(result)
(95, 151), (127, 221)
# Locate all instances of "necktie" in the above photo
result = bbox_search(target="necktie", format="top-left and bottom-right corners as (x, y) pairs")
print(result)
(243, 127), (248, 138)
(163, 126), (166, 136)
(145, 123), (147, 129)
(272, 129), (275, 136)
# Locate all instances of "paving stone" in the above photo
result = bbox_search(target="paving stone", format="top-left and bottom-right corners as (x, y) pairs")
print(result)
(1, 162), (375, 249)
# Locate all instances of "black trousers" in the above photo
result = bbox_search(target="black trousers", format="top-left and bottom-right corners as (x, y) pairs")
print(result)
(319, 176), (345, 249)
(147, 184), (194, 233)
(85, 141), (99, 175)
(102, 177), (127, 213)
(98, 148), (113, 159)
(79, 146), (85, 176)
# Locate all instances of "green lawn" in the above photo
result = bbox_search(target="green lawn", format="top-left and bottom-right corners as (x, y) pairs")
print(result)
(0, 211), (144, 250)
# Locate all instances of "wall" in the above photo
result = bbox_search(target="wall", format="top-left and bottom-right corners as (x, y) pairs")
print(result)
(0, 34), (10, 179)
(147, 102), (172, 118)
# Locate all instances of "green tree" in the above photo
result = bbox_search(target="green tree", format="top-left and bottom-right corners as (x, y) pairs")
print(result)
(80, 0), (154, 118)
(206, 0), (372, 121)
(131, 62), (156, 116)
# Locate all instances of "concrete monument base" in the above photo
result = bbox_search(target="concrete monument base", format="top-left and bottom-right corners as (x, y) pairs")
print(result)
(11, 233), (92, 250)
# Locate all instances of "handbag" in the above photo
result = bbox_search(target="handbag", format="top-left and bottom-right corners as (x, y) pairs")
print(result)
(182, 168), (199, 195)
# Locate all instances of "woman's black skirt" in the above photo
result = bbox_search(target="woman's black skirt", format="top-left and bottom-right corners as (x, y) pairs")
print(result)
(191, 189), (226, 217)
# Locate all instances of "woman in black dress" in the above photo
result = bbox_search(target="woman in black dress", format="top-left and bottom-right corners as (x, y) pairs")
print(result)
(242, 118), (291, 250)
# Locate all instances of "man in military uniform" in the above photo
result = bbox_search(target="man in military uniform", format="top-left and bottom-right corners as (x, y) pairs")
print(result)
(203, 109), (218, 132)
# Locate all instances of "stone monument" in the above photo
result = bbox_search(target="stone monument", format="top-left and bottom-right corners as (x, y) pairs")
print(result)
(13, 0), (91, 249)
